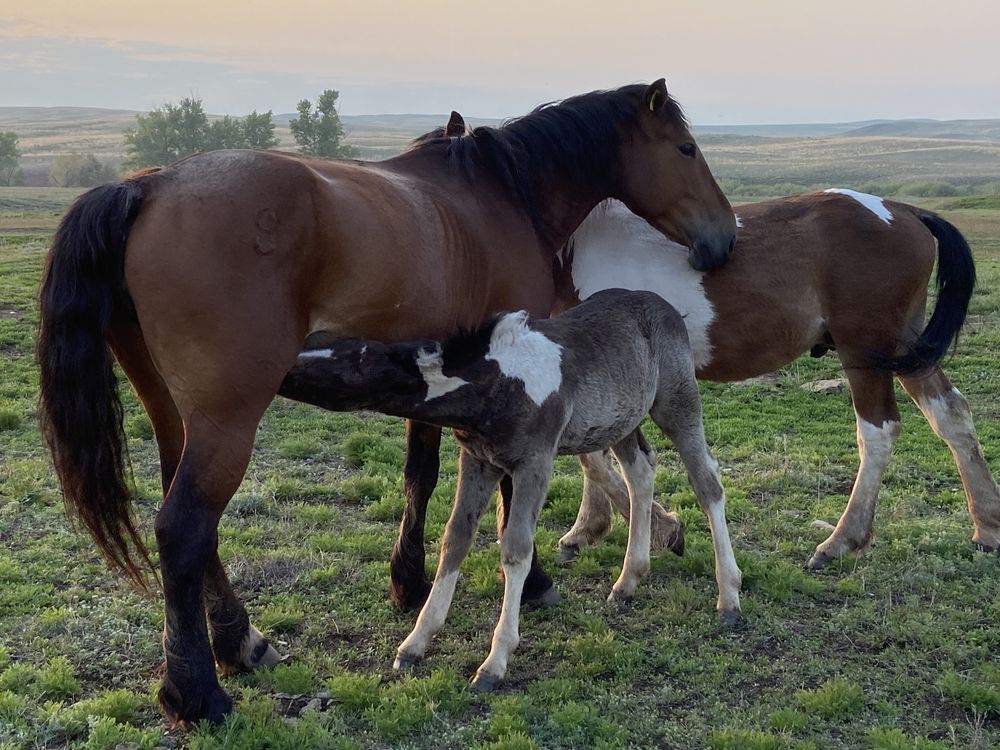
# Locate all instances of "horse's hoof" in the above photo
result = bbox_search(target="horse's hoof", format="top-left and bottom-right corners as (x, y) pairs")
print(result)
(975, 542), (999, 555)
(806, 551), (833, 571)
(606, 589), (633, 608)
(556, 544), (579, 565)
(471, 671), (503, 693)
(720, 609), (743, 629)
(160, 682), (233, 728)
(393, 652), (421, 671)
(524, 585), (561, 610)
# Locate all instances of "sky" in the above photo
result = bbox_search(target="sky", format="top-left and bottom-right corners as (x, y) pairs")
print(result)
(1, 0), (998, 123)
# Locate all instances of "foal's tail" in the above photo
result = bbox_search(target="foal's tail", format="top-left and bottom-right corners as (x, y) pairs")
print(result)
(884, 210), (976, 374)
(37, 181), (153, 589)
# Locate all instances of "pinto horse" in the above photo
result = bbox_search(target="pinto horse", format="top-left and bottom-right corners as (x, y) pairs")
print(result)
(281, 289), (742, 690)
(37, 81), (736, 725)
(390, 182), (990, 608)
(553, 194), (994, 568)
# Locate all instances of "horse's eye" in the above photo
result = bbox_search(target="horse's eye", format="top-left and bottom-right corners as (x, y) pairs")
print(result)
(679, 143), (697, 158)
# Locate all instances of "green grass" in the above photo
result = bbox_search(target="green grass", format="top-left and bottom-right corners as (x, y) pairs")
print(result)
(1, 190), (999, 748)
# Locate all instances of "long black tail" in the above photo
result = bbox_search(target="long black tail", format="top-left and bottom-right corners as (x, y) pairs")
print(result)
(36, 181), (152, 589)
(883, 211), (976, 374)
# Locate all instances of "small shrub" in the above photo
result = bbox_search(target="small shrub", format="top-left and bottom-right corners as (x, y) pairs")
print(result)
(271, 662), (315, 694)
(0, 662), (37, 695)
(477, 732), (539, 750)
(338, 475), (391, 505)
(83, 715), (157, 750)
(559, 631), (637, 679)
(125, 414), (153, 439)
(769, 707), (810, 732)
(38, 655), (80, 699)
(867, 727), (948, 749)
(709, 728), (788, 750)
(0, 406), (22, 432)
(795, 678), (865, 720)
(327, 672), (381, 714)
(365, 691), (433, 741)
(938, 665), (1000, 716)
(258, 597), (306, 633)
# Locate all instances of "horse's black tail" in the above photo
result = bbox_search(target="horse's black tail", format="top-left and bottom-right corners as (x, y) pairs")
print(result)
(882, 210), (976, 375)
(36, 181), (153, 590)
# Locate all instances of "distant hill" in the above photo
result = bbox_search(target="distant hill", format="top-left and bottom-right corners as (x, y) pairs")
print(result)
(693, 120), (893, 137)
(840, 119), (1000, 140)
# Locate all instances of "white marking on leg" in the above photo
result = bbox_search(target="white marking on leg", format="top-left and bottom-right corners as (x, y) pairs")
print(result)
(416, 346), (469, 401)
(396, 569), (460, 663)
(476, 554), (530, 682)
(485, 312), (562, 406)
(823, 188), (894, 224)
(611, 450), (655, 600)
(298, 347), (334, 359)
(568, 201), (716, 369)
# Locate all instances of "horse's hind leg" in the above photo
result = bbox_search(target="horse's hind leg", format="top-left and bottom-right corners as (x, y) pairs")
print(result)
(899, 367), (1000, 552)
(390, 421), (441, 610)
(395, 449), (502, 669)
(607, 430), (656, 603)
(808, 367), (900, 570)
(651, 387), (741, 624)
(110, 324), (281, 677)
(558, 451), (685, 563)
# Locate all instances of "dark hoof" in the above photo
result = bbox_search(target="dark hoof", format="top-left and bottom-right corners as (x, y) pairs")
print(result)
(159, 681), (233, 728)
(606, 589), (633, 608)
(975, 542), (999, 555)
(471, 671), (503, 693)
(720, 609), (743, 629)
(523, 585), (561, 610)
(393, 652), (421, 671)
(806, 551), (833, 571)
(556, 544), (580, 565)
(389, 577), (432, 612)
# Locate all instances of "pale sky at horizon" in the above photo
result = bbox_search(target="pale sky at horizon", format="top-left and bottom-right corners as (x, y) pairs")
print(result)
(1, 0), (998, 123)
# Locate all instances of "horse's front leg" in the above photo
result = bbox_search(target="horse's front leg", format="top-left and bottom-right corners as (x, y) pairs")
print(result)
(395, 450), (502, 669)
(608, 431), (656, 604)
(497, 475), (560, 607)
(389, 420), (442, 610)
(473, 457), (553, 692)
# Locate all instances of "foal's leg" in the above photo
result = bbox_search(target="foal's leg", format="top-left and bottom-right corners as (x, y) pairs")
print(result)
(110, 324), (281, 677)
(899, 367), (1000, 552)
(394, 450), (502, 669)
(651, 394), (742, 624)
(497, 474), (559, 608)
(389, 420), (442, 610)
(607, 431), (656, 603)
(808, 368), (901, 570)
(558, 451), (685, 563)
(473, 456), (553, 692)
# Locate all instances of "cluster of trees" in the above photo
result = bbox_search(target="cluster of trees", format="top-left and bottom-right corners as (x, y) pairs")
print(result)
(124, 89), (357, 169)
(49, 154), (119, 187)
(0, 132), (24, 186)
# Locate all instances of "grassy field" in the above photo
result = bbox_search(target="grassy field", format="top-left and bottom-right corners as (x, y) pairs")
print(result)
(1, 177), (1000, 750)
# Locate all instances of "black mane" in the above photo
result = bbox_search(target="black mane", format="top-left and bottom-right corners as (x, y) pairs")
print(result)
(407, 84), (688, 237)
(439, 313), (505, 372)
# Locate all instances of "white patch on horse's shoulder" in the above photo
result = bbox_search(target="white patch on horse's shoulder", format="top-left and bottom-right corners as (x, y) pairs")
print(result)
(824, 188), (893, 225)
(299, 348), (333, 359)
(416, 346), (469, 401)
(486, 312), (563, 406)
(570, 200), (716, 369)
(734, 214), (743, 228)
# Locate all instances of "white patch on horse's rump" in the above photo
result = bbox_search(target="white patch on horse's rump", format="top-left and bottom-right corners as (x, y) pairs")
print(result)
(416, 346), (470, 401)
(486, 312), (563, 406)
(298, 348), (333, 359)
(569, 200), (716, 369)
(824, 188), (894, 225)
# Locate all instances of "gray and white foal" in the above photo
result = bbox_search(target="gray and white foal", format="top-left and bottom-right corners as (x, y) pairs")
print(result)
(280, 289), (742, 690)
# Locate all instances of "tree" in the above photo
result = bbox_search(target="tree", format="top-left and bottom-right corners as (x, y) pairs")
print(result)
(123, 100), (279, 169)
(49, 154), (119, 187)
(290, 90), (358, 158)
(0, 131), (22, 186)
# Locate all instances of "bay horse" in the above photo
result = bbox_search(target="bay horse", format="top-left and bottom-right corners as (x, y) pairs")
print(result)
(36, 81), (737, 725)
(280, 289), (742, 690)
(553, 194), (994, 569)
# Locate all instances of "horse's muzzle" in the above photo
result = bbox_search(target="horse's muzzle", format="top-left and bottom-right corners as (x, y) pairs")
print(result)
(688, 233), (736, 272)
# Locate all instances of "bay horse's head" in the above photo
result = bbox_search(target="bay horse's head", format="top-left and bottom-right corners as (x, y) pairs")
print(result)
(615, 79), (735, 271)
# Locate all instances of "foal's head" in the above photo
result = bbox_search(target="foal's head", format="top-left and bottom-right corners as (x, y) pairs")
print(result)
(614, 79), (736, 271)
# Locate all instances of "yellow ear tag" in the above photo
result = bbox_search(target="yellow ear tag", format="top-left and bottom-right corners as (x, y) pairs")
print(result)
(648, 91), (661, 112)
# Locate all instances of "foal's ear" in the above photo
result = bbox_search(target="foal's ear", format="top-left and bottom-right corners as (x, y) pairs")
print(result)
(445, 110), (466, 137)
(643, 78), (669, 113)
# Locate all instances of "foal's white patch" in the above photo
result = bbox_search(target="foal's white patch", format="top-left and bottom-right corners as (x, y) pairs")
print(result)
(569, 200), (716, 369)
(299, 348), (333, 359)
(824, 188), (894, 225)
(486, 312), (563, 406)
(415, 346), (469, 401)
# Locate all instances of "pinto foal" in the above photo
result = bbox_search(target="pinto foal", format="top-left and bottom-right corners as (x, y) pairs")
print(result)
(281, 289), (742, 690)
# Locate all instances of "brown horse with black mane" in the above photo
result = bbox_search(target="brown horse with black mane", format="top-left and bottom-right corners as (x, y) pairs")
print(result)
(37, 81), (736, 725)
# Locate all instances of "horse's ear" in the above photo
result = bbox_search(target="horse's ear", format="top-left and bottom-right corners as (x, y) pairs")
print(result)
(446, 110), (466, 137)
(643, 78), (669, 113)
